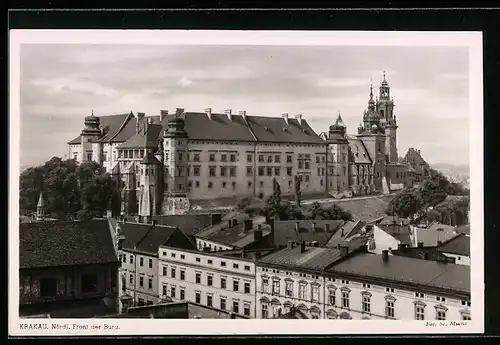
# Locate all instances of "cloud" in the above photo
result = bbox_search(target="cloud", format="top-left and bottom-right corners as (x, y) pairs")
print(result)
(178, 76), (193, 87)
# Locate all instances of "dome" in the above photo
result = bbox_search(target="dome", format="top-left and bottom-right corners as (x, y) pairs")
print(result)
(329, 123), (344, 132)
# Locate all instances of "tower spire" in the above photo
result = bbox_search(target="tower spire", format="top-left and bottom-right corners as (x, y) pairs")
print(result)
(383, 70), (386, 82)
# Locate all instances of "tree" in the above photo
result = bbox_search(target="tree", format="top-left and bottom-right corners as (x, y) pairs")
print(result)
(386, 187), (423, 219)
(306, 202), (353, 221)
(19, 157), (118, 219)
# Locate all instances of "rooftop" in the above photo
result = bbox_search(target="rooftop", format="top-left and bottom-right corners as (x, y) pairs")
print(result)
(437, 234), (470, 256)
(272, 220), (345, 247)
(118, 123), (163, 149)
(328, 252), (470, 294)
(67, 113), (134, 144)
(346, 136), (372, 164)
(19, 220), (119, 269)
(198, 220), (271, 248)
(378, 224), (412, 245)
(414, 222), (458, 247)
(151, 214), (221, 236)
(257, 244), (364, 271)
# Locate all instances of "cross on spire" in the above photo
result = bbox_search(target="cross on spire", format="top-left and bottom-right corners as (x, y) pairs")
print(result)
(383, 70), (386, 81)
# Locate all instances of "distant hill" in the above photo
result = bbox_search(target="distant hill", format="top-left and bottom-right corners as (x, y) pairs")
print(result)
(432, 163), (470, 189)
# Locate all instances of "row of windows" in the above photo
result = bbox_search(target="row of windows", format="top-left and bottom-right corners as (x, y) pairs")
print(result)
(261, 279), (321, 302)
(121, 253), (153, 269)
(186, 272), (252, 294)
(193, 291), (251, 317)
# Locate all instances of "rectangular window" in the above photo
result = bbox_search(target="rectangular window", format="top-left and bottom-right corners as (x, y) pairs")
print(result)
(122, 253), (126, 263)
(207, 275), (213, 286)
(244, 303), (250, 316)
(266, 167), (272, 176)
(274, 155), (280, 163)
(207, 295), (213, 307)
(230, 154), (236, 162)
(244, 282), (251, 294)
(261, 304), (268, 319)
(298, 161), (304, 169)
(209, 166), (216, 177)
(195, 272), (201, 284)
(180, 270), (185, 281)
(129, 274), (133, 285)
(220, 166), (227, 176)
(262, 278), (269, 293)
(258, 154), (264, 162)
(274, 167), (280, 176)
(311, 285), (319, 302)
(246, 166), (253, 176)
(233, 280), (239, 292)
(230, 167), (236, 177)
(233, 300), (239, 314)
(362, 296), (371, 313)
(139, 276), (144, 288)
(148, 278), (152, 290)
(267, 155), (273, 163)
(220, 297), (227, 310)
(180, 288), (185, 301)
(305, 174), (310, 182)
(170, 285), (176, 298)
(208, 181), (213, 189)
(171, 267), (176, 279)
(436, 310), (446, 320)
(305, 161), (310, 169)
(140, 257), (144, 267)
(328, 289), (335, 305)
(286, 155), (292, 163)
(221, 154), (227, 162)
(287, 167), (293, 176)
(285, 281), (293, 297)
(244, 265), (250, 271)
(162, 284), (167, 296)
(221, 277), (227, 289)
(258, 167), (264, 176)
(299, 284), (307, 300)
(415, 306), (425, 320)
(247, 154), (252, 162)
(342, 291), (350, 308)
(194, 153), (200, 162)
(209, 153), (215, 162)
(194, 166), (201, 176)
(148, 258), (153, 268)
(162, 266), (167, 276)
(272, 280), (280, 295)
(386, 300), (395, 318)
(233, 263), (239, 269)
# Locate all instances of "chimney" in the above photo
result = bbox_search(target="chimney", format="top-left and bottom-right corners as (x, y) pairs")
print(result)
(205, 108), (212, 120)
(382, 250), (389, 262)
(282, 113), (289, 125)
(211, 213), (222, 225)
(287, 240), (294, 249)
(325, 223), (330, 233)
(244, 219), (253, 231)
(226, 109), (234, 121)
(295, 221), (300, 234)
(300, 241), (306, 253)
(311, 222), (316, 233)
(254, 229), (263, 241)
(175, 108), (184, 116)
(238, 110), (246, 119)
(339, 245), (349, 257)
(137, 112), (145, 119)
(417, 242), (424, 248)
(295, 114), (303, 125)
(160, 110), (168, 122)
(437, 240), (443, 246)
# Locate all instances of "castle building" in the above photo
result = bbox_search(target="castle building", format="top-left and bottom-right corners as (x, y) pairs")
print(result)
(68, 74), (417, 217)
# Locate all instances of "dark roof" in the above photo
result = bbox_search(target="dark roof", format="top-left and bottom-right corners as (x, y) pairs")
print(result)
(454, 224), (470, 236)
(257, 245), (352, 271)
(199, 222), (271, 248)
(328, 252), (470, 294)
(141, 152), (161, 165)
(119, 222), (153, 251)
(391, 246), (448, 262)
(347, 136), (372, 164)
(152, 214), (218, 236)
(20, 220), (118, 269)
(163, 113), (256, 142)
(273, 220), (344, 247)
(378, 224), (412, 245)
(118, 124), (163, 149)
(136, 225), (178, 255)
(101, 114), (137, 143)
(67, 113), (133, 144)
(437, 234), (470, 256)
(246, 116), (325, 144)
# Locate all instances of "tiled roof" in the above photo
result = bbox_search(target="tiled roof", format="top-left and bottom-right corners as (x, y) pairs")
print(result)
(118, 124), (163, 149)
(273, 220), (344, 247)
(119, 222), (153, 251)
(325, 220), (366, 247)
(198, 220), (271, 248)
(246, 116), (325, 144)
(20, 220), (119, 269)
(346, 136), (372, 164)
(67, 113), (133, 144)
(163, 113), (256, 142)
(328, 252), (470, 294)
(414, 222), (458, 247)
(379, 224), (412, 245)
(257, 245), (351, 271)
(437, 234), (470, 256)
(152, 214), (219, 236)
(196, 212), (265, 238)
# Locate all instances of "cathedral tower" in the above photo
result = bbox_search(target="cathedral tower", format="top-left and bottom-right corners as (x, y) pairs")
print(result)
(138, 151), (161, 223)
(376, 72), (398, 163)
(80, 111), (102, 163)
(36, 191), (45, 221)
(162, 109), (191, 215)
(326, 113), (350, 193)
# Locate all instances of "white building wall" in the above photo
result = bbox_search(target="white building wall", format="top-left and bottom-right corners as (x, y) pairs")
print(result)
(68, 144), (82, 162)
(158, 246), (256, 318)
(442, 253), (470, 266)
(372, 225), (400, 254)
(255, 265), (325, 319)
(120, 250), (161, 305)
(195, 238), (234, 252)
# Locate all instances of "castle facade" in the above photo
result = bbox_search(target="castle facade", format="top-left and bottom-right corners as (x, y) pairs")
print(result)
(67, 74), (417, 219)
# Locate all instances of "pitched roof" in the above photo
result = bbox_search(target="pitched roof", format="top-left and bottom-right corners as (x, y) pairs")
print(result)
(67, 113), (133, 144)
(118, 124), (163, 149)
(273, 220), (344, 247)
(257, 245), (353, 271)
(325, 220), (366, 246)
(346, 136), (372, 164)
(246, 116), (325, 144)
(20, 220), (118, 269)
(163, 113), (256, 142)
(328, 252), (470, 294)
(37, 192), (44, 207)
(378, 224), (412, 245)
(151, 214), (219, 236)
(414, 222), (458, 247)
(198, 221), (271, 248)
(437, 234), (470, 256)
(119, 222), (153, 251)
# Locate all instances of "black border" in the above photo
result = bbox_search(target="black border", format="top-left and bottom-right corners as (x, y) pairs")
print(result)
(6, 6), (500, 339)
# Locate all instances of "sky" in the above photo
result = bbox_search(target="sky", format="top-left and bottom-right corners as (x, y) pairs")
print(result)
(19, 44), (470, 168)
